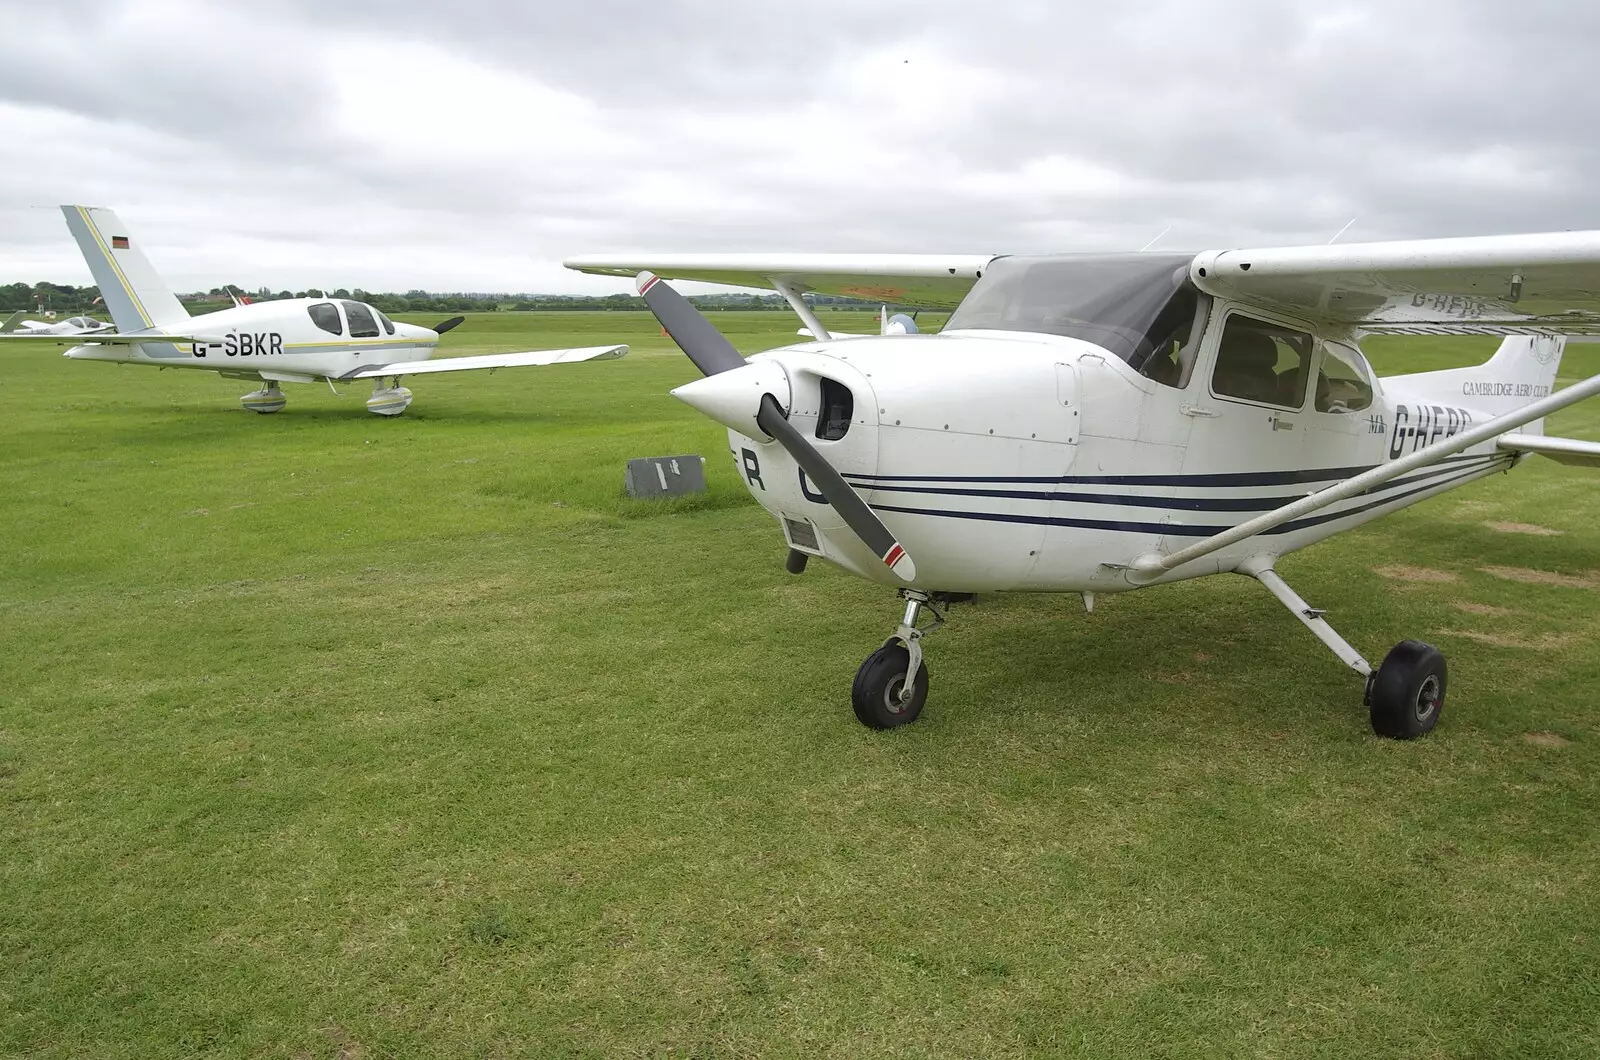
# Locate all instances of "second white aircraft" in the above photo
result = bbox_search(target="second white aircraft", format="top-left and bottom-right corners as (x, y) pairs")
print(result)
(1, 206), (626, 416)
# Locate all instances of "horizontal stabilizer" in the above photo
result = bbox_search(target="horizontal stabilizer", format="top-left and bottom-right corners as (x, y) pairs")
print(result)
(342, 344), (628, 380)
(0, 330), (199, 345)
(1497, 433), (1600, 467)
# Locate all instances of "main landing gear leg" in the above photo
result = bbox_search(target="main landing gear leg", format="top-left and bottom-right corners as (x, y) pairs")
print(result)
(1242, 560), (1447, 739)
(366, 377), (414, 416)
(851, 589), (943, 730)
(240, 381), (286, 414)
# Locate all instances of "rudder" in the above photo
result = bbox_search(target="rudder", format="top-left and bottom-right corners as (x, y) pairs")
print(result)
(60, 206), (189, 333)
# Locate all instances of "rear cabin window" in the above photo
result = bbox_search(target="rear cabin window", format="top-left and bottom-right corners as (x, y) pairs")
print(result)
(342, 301), (380, 339)
(308, 302), (342, 335)
(1211, 315), (1313, 408)
(1315, 341), (1375, 412)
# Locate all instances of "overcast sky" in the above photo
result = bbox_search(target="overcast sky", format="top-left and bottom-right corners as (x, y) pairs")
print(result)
(2, 0), (1598, 294)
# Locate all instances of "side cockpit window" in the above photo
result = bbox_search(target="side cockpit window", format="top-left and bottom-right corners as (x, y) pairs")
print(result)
(342, 301), (380, 338)
(1211, 314), (1312, 408)
(308, 302), (343, 336)
(1315, 341), (1375, 413)
(1138, 291), (1212, 389)
(375, 309), (396, 336)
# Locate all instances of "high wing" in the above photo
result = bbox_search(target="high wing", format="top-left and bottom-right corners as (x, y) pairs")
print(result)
(341, 344), (627, 380)
(1191, 231), (1600, 335)
(563, 253), (994, 310)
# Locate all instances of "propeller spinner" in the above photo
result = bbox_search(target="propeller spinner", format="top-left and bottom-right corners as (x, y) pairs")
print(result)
(636, 271), (916, 581)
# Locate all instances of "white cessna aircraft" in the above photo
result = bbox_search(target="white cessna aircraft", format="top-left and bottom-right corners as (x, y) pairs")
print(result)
(1, 206), (626, 416)
(566, 238), (1600, 739)
(0, 310), (114, 337)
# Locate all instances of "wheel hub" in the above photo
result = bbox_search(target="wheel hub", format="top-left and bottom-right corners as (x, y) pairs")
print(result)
(1415, 674), (1442, 721)
(881, 676), (908, 715)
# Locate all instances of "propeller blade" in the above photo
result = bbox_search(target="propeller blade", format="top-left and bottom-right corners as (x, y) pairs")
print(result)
(643, 270), (917, 581)
(635, 271), (745, 376)
(754, 394), (916, 581)
(434, 316), (465, 335)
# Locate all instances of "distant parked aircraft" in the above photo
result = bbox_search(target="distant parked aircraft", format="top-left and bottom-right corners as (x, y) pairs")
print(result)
(1, 206), (627, 416)
(0, 311), (113, 337)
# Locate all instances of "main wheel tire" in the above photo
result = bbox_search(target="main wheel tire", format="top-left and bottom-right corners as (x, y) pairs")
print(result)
(1368, 639), (1447, 739)
(851, 643), (929, 730)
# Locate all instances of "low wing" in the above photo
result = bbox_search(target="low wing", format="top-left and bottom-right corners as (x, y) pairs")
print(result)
(342, 344), (627, 380)
(1497, 432), (1600, 467)
(563, 253), (994, 310)
(1191, 231), (1600, 335)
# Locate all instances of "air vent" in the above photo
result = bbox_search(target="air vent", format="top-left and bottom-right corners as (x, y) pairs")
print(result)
(816, 377), (854, 441)
(784, 518), (821, 554)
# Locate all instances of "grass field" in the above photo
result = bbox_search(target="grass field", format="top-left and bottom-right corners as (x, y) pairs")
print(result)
(2, 311), (1598, 1058)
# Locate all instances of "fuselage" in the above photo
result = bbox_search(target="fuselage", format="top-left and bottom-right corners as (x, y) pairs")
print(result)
(63, 297), (438, 380)
(718, 325), (1522, 595)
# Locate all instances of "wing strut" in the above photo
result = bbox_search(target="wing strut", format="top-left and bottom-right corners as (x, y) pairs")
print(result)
(1129, 369), (1600, 581)
(771, 278), (831, 342)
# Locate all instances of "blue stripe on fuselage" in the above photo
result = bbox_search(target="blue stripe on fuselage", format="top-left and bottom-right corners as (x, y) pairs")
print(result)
(847, 453), (1494, 513)
(866, 455), (1510, 537)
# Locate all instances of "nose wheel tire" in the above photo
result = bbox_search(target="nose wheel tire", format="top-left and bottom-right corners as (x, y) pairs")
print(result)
(851, 643), (929, 729)
(1367, 639), (1447, 739)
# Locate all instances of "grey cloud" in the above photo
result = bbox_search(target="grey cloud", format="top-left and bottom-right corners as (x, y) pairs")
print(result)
(3, 0), (1599, 292)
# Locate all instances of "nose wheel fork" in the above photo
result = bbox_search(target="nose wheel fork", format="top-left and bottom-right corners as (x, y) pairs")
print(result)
(851, 590), (943, 729)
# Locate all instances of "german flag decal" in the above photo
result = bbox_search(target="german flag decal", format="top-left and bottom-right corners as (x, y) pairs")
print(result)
(111, 236), (129, 249)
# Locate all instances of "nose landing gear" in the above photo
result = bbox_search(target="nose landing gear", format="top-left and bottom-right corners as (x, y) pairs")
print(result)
(851, 590), (943, 729)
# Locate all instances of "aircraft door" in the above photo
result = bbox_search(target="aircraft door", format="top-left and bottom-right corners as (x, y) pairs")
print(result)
(1176, 309), (1314, 547)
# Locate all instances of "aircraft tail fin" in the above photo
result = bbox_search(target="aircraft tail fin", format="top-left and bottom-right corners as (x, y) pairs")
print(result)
(0, 311), (22, 333)
(1383, 335), (1566, 436)
(60, 206), (190, 333)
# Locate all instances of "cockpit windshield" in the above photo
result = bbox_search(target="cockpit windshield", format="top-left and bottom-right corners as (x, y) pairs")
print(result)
(945, 253), (1200, 372)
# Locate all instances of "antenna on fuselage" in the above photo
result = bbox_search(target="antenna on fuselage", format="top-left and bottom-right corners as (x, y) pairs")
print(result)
(1139, 225), (1172, 252)
(1328, 217), (1358, 244)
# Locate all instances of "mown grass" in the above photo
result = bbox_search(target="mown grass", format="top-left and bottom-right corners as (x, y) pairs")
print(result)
(2, 312), (1598, 1058)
